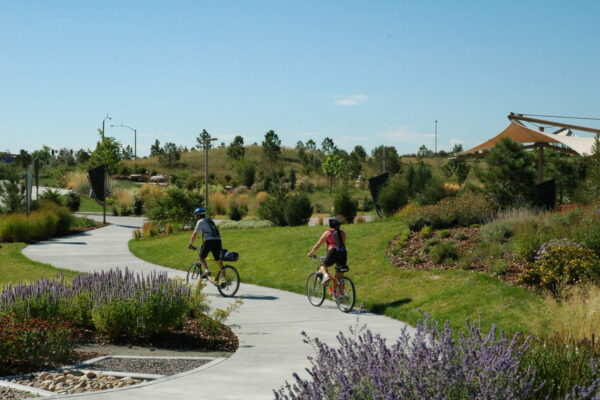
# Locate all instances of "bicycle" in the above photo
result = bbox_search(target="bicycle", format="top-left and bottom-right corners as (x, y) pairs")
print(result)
(306, 255), (356, 313)
(187, 245), (240, 297)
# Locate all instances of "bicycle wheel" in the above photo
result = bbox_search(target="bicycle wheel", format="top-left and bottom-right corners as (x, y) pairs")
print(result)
(306, 272), (325, 307)
(186, 263), (202, 285)
(335, 277), (355, 313)
(216, 265), (240, 297)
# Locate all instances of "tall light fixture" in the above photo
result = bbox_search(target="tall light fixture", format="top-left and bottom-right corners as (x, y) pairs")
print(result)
(101, 114), (111, 140)
(204, 137), (218, 210)
(111, 123), (137, 159)
(435, 120), (438, 154)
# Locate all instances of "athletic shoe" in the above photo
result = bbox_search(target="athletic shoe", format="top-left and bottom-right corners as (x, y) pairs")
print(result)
(321, 274), (331, 286)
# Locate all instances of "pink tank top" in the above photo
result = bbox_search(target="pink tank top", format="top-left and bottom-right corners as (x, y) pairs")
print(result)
(325, 229), (346, 250)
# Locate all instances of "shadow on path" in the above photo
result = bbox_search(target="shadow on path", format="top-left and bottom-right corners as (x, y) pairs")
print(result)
(370, 298), (412, 314)
(241, 295), (279, 301)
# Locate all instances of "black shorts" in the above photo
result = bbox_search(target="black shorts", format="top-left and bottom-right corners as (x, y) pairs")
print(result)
(323, 248), (347, 270)
(200, 239), (222, 260)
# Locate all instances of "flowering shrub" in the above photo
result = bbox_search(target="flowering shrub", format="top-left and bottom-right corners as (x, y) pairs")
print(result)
(521, 239), (600, 292)
(0, 269), (192, 340)
(0, 315), (77, 369)
(274, 319), (540, 400)
(405, 193), (494, 231)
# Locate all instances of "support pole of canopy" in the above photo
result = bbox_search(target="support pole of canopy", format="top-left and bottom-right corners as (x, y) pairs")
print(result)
(537, 144), (544, 183)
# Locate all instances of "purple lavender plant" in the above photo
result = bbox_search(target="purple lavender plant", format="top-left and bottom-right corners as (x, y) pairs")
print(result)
(0, 268), (191, 338)
(274, 318), (540, 400)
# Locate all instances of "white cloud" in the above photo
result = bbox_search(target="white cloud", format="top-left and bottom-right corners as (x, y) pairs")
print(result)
(376, 127), (435, 145)
(333, 94), (369, 106)
(450, 138), (463, 146)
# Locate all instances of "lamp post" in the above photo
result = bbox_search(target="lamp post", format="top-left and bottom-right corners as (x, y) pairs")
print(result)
(101, 114), (111, 140)
(111, 123), (137, 159)
(434, 120), (438, 155)
(204, 137), (218, 210)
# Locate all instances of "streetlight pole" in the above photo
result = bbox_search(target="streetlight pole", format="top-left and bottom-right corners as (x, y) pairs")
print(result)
(111, 123), (137, 159)
(101, 114), (111, 140)
(435, 120), (438, 155)
(204, 137), (218, 210)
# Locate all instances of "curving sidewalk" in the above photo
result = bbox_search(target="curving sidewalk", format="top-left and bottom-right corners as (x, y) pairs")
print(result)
(23, 216), (415, 400)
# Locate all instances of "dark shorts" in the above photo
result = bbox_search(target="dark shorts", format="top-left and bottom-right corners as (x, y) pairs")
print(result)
(323, 248), (348, 270)
(200, 239), (222, 260)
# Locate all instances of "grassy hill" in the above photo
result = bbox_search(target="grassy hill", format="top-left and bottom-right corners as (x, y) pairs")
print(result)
(129, 219), (545, 335)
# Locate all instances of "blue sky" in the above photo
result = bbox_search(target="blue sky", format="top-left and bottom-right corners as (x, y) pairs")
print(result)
(2, 1), (599, 156)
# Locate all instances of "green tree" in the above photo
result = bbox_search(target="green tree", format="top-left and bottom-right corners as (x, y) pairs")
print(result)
(417, 144), (434, 159)
(321, 137), (337, 155)
(227, 136), (245, 160)
(15, 149), (32, 169)
(57, 148), (75, 166)
(322, 154), (347, 195)
(90, 136), (122, 174)
(575, 136), (600, 203)
(147, 186), (202, 229)
(150, 140), (163, 157)
(351, 145), (367, 162)
(545, 150), (585, 203)
(159, 142), (181, 167)
(283, 194), (313, 226)
(371, 146), (402, 175)
(479, 137), (536, 208)
(32, 146), (54, 167)
(121, 145), (134, 161)
(196, 129), (213, 150)
(305, 139), (317, 152)
(333, 190), (358, 223)
(75, 149), (91, 164)
(262, 130), (281, 163)
(288, 169), (297, 190)
(0, 166), (25, 213)
(236, 161), (256, 188)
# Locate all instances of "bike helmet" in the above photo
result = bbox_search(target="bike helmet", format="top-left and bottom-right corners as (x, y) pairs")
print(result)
(193, 207), (207, 216)
(328, 216), (342, 228)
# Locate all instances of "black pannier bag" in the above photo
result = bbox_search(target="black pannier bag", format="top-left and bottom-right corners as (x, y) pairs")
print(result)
(220, 248), (240, 262)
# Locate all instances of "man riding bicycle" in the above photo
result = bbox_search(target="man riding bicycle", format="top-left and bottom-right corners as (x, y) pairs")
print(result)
(188, 207), (221, 279)
(307, 216), (348, 285)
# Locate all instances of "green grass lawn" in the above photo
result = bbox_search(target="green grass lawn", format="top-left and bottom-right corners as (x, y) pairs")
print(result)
(79, 196), (104, 212)
(129, 220), (546, 334)
(0, 243), (77, 286)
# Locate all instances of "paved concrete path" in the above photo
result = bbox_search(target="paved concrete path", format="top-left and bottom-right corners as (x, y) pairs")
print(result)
(23, 216), (415, 400)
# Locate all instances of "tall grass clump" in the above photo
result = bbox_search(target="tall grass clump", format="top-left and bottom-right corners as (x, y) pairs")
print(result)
(139, 183), (166, 209)
(0, 204), (73, 242)
(275, 318), (541, 400)
(540, 284), (600, 345)
(63, 171), (90, 194)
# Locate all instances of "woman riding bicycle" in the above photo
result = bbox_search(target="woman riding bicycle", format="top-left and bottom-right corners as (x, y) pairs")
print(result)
(307, 216), (348, 285)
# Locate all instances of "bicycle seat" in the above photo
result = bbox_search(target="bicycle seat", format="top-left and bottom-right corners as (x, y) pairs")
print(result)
(335, 265), (350, 273)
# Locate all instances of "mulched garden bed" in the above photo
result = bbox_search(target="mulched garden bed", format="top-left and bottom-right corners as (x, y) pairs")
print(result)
(0, 317), (238, 378)
(387, 226), (528, 285)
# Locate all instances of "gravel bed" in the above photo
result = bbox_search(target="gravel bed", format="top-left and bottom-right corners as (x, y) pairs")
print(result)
(85, 357), (211, 376)
(8, 370), (146, 395)
(0, 386), (41, 400)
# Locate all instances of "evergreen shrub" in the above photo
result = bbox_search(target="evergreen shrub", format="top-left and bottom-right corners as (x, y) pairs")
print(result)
(284, 194), (313, 226)
(333, 191), (358, 223)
